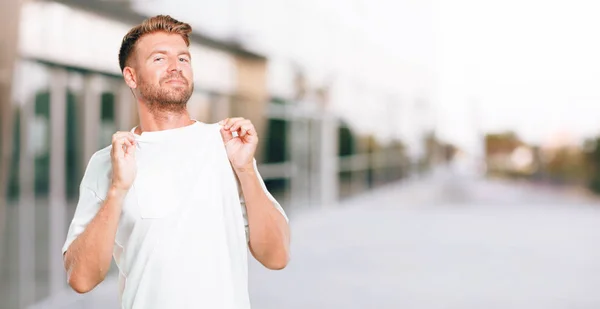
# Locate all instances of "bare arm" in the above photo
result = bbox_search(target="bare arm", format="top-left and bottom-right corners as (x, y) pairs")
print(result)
(236, 166), (290, 270)
(63, 131), (137, 293)
(63, 188), (126, 293)
(220, 117), (290, 270)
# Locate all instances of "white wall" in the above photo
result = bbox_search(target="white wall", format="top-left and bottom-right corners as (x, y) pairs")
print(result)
(18, 1), (237, 95)
(129, 0), (436, 151)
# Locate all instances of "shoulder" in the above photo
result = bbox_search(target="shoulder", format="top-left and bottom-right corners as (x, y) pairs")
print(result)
(90, 145), (112, 165)
(81, 145), (112, 197)
(194, 121), (224, 142)
(197, 121), (222, 133)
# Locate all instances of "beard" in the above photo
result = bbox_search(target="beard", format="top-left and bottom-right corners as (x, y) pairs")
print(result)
(138, 73), (194, 113)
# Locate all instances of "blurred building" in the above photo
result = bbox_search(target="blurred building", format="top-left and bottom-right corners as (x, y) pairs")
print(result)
(1, 1), (430, 308)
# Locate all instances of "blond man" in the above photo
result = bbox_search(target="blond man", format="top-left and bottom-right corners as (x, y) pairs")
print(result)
(62, 15), (290, 309)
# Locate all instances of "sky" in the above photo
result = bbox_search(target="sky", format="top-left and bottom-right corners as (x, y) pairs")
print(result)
(134, 0), (600, 154)
(434, 0), (600, 153)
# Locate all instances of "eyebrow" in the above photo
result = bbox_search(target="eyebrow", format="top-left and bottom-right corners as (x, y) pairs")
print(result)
(147, 50), (191, 60)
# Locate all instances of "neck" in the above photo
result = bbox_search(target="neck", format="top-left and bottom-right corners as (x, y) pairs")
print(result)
(136, 101), (194, 134)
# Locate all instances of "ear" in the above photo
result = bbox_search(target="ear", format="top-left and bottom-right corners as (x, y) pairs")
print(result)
(123, 67), (137, 89)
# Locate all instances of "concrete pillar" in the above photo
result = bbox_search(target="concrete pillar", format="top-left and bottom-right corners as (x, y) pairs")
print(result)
(0, 0), (21, 196)
(308, 117), (321, 206)
(129, 87), (139, 129)
(288, 107), (312, 208)
(79, 74), (101, 173)
(0, 0), (22, 307)
(328, 118), (340, 206)
(313, 113), (338, 207)
(18, 96), (35, 308)
(116, 83), (134, 132)
(49, 67), (68, 294)
(210, 94), (230, 123)
(232, 55), (268, 162)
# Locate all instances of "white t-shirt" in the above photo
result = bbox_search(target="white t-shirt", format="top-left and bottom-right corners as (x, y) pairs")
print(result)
(62, 121), (288, 309)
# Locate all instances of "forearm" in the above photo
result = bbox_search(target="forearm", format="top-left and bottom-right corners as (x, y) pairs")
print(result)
(64, 187), (125, 293)
(236, 166), (290, 269)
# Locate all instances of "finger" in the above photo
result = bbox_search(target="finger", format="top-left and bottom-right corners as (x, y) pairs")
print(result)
(112, 131), (124, 142)
(113, 133), (136, 153)
(126, 132), (136, 144)
(224, 117), (244, 129)
(113, 136), (135, 158)
(125, 141), (136, 157)
(248, 126), (257, 137)
(112, 131), (132, 139)
(117, 137), (133, 149)
(219, 125), (234, 144)
(225, 117), (244, 130)
(239, 122), (255, 137)
(112, 137), (126, 158)
(113, 132), (136, 145)
(113, 136), (134, 146)
(111, 145), (123, 159)
(122, 136), (135, 152)
(125, 133), (137, 144)
(230, 119), (251, 133)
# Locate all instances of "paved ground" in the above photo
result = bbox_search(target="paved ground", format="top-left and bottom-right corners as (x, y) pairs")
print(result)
(10, 166), (600, 308)
(248, 169), (600, 309)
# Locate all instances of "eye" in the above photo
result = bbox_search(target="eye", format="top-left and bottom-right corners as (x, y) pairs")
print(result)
(179, 57), (189, 63)
(154, 57), (164, 62)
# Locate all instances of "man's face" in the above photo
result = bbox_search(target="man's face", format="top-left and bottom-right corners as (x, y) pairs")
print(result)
(132, 32), (194, 112)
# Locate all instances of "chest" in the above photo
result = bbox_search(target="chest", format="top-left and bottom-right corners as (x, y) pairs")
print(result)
(116, 142), (225, 241)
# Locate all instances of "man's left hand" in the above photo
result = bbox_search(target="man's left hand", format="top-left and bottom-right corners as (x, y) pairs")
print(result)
(219, 117), (258, 170)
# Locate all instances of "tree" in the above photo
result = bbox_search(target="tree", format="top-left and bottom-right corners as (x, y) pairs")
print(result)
(584, 137), (600, 193)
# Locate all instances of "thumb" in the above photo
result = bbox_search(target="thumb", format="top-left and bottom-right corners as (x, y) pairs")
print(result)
(125, 140), (136, 159)
(219, 124), (234, 144)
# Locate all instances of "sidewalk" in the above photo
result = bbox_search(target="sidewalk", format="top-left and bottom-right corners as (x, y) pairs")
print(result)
(31, 171), (600, 309)
(247, 173), (600, 309)
(493, 176), (600, 204)
(28, 177), (428, 309)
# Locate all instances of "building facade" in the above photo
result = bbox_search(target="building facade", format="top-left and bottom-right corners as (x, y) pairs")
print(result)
(1, 1), (422, 308)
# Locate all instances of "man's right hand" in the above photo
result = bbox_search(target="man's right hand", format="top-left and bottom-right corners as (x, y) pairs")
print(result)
(65, 132), (136, 293)
(110, 131), (137, 192)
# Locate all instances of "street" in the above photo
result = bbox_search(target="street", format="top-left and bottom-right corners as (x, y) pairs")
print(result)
(248, 168), (600, 309)
(24, 167), (600, 309)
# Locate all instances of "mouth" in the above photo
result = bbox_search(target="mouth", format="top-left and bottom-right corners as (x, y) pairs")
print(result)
(165, 79), (186, 85)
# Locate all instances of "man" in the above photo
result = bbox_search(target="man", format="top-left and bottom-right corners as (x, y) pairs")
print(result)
(62, 15), (290, 309)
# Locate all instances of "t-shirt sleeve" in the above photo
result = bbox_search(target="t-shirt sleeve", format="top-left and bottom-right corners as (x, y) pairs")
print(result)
(61, 158), (106, 256)
(237, 159), (288, 242)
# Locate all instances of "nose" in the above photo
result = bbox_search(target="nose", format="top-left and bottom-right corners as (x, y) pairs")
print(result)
(167, 56), (182, 73)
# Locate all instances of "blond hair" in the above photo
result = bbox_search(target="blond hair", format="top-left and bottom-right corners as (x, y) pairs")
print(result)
(118, 15), (192, 72)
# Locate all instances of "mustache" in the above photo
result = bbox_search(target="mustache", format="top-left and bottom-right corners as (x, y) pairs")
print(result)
(161, 73), (189, 84)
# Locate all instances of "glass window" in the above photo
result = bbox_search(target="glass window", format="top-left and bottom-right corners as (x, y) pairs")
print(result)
(7, 108), (20, 201)
(264, 118), (289, 163)
(66, 91), (80, 199)
(34, 91), (50, 197)
(100, 92), (116, 148)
